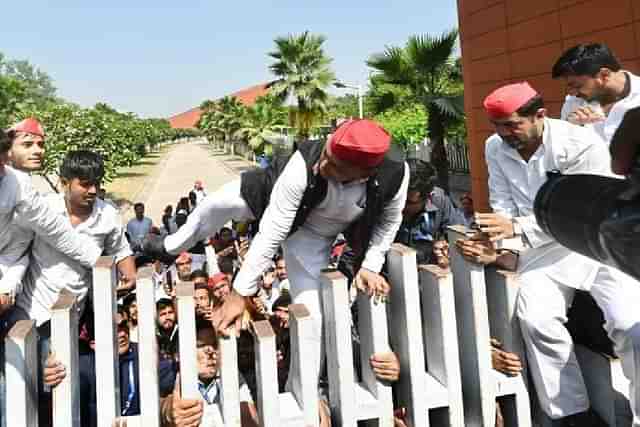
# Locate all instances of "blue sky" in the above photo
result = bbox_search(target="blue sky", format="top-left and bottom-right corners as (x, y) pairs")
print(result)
(1, 1), (459, 118)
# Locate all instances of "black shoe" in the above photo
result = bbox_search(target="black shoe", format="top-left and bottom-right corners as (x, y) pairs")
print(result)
(561, 408), (608, 427)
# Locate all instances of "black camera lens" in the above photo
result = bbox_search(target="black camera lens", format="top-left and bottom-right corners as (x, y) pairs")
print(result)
(534, 173), (631, 262)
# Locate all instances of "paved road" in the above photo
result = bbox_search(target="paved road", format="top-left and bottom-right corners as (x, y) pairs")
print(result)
(127, 139), (251, 225)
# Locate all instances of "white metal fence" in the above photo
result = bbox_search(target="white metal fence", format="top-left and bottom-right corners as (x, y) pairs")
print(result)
(3, 236), (631, 426)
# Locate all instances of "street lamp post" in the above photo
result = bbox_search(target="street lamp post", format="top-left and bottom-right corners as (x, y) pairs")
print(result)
(334, 81), (363, 119)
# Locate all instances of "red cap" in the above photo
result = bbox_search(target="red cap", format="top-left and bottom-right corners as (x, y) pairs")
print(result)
(194, 180), (203, 188)
(9, 118), (44, 138)
(175, 252), (192, 264)
(208, 272), (228, 288)
(329, 119), (391, 168)
(483, 82), (539, 120)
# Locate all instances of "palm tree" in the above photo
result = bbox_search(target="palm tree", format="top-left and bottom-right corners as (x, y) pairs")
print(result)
(367, 29), (464, 192)
(197, 97), (246, 153)
(238, 94), (287, 156)
(268, 31), (335, 140)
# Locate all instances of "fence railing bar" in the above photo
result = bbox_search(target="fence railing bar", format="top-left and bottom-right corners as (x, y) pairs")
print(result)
(93, 257), (121, 427)
(175, 281), (199, 400)
(136, 267), (160, 425)
(5, 320), (39, 427)
(51, 290), (80, 427)
(219, 331), (241, 426)
(289, 303), (319, 427)
(253, 320), (280, 427)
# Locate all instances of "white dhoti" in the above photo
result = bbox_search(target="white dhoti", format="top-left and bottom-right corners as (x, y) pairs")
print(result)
(517, 264), (640, 424)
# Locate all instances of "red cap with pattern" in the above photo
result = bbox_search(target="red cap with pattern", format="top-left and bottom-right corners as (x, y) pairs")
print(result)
(9, 118), (44, 138)
(329, 119), (391, 168)
(483, 82), (539, 120)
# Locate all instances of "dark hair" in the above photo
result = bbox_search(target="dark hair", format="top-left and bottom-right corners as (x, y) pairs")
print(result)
(59, 150), (105, 184)
(552, 44), (621, 78)
(156, 298), (174, 311)
(194, 282), (211, 298)
(134, 202), (144, 210)
(407, 159), (437, 196)
(0, 130), (10, 154)
(272, 293), (292, 311)
(190, 269), (208, 282)
(515, 95), (545, 117)
(195, 318), (219, 349)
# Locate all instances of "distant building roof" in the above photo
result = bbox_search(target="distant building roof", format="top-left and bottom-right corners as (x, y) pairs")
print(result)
(168, 82), (274, 129)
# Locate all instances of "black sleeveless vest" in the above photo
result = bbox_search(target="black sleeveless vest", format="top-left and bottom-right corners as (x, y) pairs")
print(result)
(240, 140), (405, 267)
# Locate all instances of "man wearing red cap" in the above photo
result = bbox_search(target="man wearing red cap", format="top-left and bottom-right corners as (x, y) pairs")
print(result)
(150, 119), (408, 386)
(459, 82), (640, 425)
(6, 117), (46, 172)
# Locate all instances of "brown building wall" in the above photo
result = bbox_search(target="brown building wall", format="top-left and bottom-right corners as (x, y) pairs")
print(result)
(457, 0), (640, 211)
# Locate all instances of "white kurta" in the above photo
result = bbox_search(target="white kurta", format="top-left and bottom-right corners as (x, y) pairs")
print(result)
(560, 71), (640, 144)
(17, 194), (132, 326)
(0, 166), (102, 295)
(486, 118), (640, 422)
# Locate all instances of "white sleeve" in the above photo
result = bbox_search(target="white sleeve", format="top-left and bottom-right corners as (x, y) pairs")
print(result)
(14, 180), (101, 267)
(104, 213), (134, 263)
(516, 128), (613, 248)
(361, 163), (410, 273)
(0, 253), (28, 295)
(485, 136), (518, 217)
(232, 152), (308, 296)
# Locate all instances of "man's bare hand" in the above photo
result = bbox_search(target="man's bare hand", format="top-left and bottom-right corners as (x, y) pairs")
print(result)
(354, 268), (390, 302)
(473, 213), (514, 242)
(370, 351), (400, 382)
(567, 106), (605, 126)
(491, 338), (523, 377)
(171, 374), (204, 427)
(43, 352), (66, 388)
(455, 238), (498, 265)
(210, 290), (246, 337)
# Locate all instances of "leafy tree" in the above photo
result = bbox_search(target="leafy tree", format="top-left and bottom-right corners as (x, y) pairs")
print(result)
(268, 31), (335, 140)
(374, 104), (427, 150)
(0, 53), (58, 107)
(237, 94), (287, 155)
(0, 75), (27, 128)
(367, 29), (464, 192)
(198, 96), (247, 153)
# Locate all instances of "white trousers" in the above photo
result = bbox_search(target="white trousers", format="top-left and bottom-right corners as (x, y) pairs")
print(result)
(517, 265), (640, 424)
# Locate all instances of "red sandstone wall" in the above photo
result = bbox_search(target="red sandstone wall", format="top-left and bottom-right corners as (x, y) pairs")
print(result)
(457, 0), (640, 210)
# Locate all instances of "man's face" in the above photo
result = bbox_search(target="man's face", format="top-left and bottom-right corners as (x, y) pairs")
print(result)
(490, 112), (542, 150)
(157, 306), (176, 331)
(318, 144), (378, 183)
(564, 71), (609, 103)
(460, 197), (473, 216)
(194, 288), (211, 314)
(127, 302), (138, 322)
(176, 260), (192, 279)
(117, 327), (131, 355)
(62, 177), (100, 211)
(402, 190), (427, 220)
(275, 260), (287, 282)
(9, 132), (45, 172)
(212, 280), (230, 301)
(196, 328), (219, 381)
(433, 240), (450, 269)
(273, 305), (290, 330)
(134, 205), (145, 220)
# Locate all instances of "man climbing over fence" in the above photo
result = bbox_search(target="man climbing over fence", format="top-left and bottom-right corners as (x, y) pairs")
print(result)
(146, 119), (409, 392)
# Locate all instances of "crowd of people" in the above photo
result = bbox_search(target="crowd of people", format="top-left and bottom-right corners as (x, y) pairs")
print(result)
(0, 41), (639, 427)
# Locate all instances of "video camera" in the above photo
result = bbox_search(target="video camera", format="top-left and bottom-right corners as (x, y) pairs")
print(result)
(534, 108), (640, 282)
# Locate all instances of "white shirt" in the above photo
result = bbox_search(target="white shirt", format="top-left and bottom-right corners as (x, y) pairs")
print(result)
(17, 194), (132, 326)
(560, 71), (640, 144)
(485, 118), (616, 289)
(234, 151), (409, 296)
(0, 166), (101, 294)
(194, 188), (207, 203)
(126, 217), (153, 249)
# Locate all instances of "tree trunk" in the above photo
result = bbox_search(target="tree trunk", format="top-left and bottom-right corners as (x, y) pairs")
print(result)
(428, 108), (450, 193)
